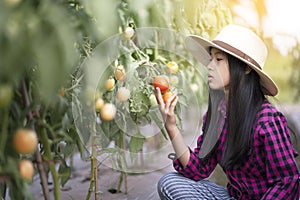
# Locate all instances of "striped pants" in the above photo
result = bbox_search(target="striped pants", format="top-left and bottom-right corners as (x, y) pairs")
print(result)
(157, 172), (234, 200)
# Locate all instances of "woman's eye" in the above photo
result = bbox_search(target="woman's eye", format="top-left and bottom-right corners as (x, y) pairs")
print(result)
(216, 58), (223, 61)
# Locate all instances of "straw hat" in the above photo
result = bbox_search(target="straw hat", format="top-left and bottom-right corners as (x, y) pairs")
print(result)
(185, 24), (278, 96)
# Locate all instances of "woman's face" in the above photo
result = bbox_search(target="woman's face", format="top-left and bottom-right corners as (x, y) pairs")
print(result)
(207, 48), (230, 91)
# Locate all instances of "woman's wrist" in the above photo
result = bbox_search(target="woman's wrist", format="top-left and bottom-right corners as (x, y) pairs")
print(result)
(165, 124), (179, 139)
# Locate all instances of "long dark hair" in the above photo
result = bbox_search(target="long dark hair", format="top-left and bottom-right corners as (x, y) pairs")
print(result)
(207, 54), (265, 169)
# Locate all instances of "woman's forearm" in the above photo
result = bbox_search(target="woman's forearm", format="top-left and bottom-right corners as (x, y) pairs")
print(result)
(166, 125), (190, 167)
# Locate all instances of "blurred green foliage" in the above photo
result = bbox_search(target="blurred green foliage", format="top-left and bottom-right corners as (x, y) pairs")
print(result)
(289, 43), (300, 102)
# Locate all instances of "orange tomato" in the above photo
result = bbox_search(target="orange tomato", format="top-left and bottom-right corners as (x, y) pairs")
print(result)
(13, 129), (38, 154)
(105, 77), (115, 91)
(100, 103), (117, 121)
(163, 91), (174, 103)
(19, 159), (35, 180)
(95, 98), (104, 110)
(115, 65), (126, 81)
(59, 87), (65, 97)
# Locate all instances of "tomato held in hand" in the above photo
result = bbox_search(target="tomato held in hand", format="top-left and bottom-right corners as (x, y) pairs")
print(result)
(153, 76), (169, 93)
(163, 91), (174, 103)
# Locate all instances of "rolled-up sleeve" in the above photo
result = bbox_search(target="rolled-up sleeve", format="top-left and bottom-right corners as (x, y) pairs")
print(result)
(173, 134), (218, 181)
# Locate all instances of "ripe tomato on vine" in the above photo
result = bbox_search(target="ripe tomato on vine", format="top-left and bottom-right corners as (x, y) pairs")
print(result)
(19, 159), (35, 180)
(100, 103), (117, 121)
(116, 87), (130, 102)
(13, 129), (38, 154)
(105, 77), (116, 91)
(166, 61), (179, 73)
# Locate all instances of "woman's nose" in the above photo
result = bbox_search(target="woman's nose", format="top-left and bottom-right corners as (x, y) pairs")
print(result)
(207, 60), (214, 70)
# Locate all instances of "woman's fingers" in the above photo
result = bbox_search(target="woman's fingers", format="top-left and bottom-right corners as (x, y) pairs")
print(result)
(154, 87), (178, 115)
(154, 87), (164, 105)
(169, 96), (178, 113)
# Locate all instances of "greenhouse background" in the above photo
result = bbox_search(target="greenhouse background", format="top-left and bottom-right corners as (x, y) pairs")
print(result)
(0, 0), (300, 199)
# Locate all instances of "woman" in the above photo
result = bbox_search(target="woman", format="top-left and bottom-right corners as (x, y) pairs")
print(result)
(155, 24), (300, 199)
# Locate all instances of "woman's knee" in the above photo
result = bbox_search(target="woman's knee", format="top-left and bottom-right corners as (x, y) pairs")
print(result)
(157, 172), (180, 199)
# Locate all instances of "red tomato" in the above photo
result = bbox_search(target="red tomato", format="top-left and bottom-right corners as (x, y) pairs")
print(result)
(153, 76), (169, 93)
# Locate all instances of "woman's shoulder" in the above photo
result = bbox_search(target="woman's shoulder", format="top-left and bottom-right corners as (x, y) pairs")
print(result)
(256, 99), (286, 124)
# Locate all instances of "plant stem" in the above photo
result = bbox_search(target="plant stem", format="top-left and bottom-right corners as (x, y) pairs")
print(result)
(117, 172), (123, 193)
(86, 126), (99, 200)
(34, 149), (50, 200)
(124, 172), (128, 194)
(0, 107), (9, 154)
(40, 128), (60, 200)
(92, 128), (99, 200)
(85, 157), (94, 200)
(93, 155), (99, 200)
(21, 80), (50, 200)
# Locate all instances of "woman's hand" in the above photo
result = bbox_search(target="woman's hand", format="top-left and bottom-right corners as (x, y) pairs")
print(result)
(154, 87), (190, 165)
(154, 87), (178, 132)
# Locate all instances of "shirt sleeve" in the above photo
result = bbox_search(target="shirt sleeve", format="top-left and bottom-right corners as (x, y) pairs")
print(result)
(260, 111), (300, 200)
(172, 114), (218, 181)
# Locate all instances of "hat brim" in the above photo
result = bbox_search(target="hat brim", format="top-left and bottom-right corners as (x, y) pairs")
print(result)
(185, 35), (278, 96)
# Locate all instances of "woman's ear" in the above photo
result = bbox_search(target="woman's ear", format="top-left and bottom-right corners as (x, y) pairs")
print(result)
(245, 66), (252, 75)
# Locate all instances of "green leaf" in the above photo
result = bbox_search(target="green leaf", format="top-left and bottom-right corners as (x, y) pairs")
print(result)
(128, 133), (145, 154)
(97, 147), (118, 157)
(58, 164), (72, 187)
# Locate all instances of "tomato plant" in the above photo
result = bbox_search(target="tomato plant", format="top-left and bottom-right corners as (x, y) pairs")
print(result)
(0, 0), (233, 199)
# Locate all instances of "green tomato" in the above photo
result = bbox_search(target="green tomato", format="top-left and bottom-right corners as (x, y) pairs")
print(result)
(0, 84), (13, 108)
(149, 94), (158, 106)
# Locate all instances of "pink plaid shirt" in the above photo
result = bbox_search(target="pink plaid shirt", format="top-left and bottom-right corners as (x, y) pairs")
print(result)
(174, 100), (300, 199)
